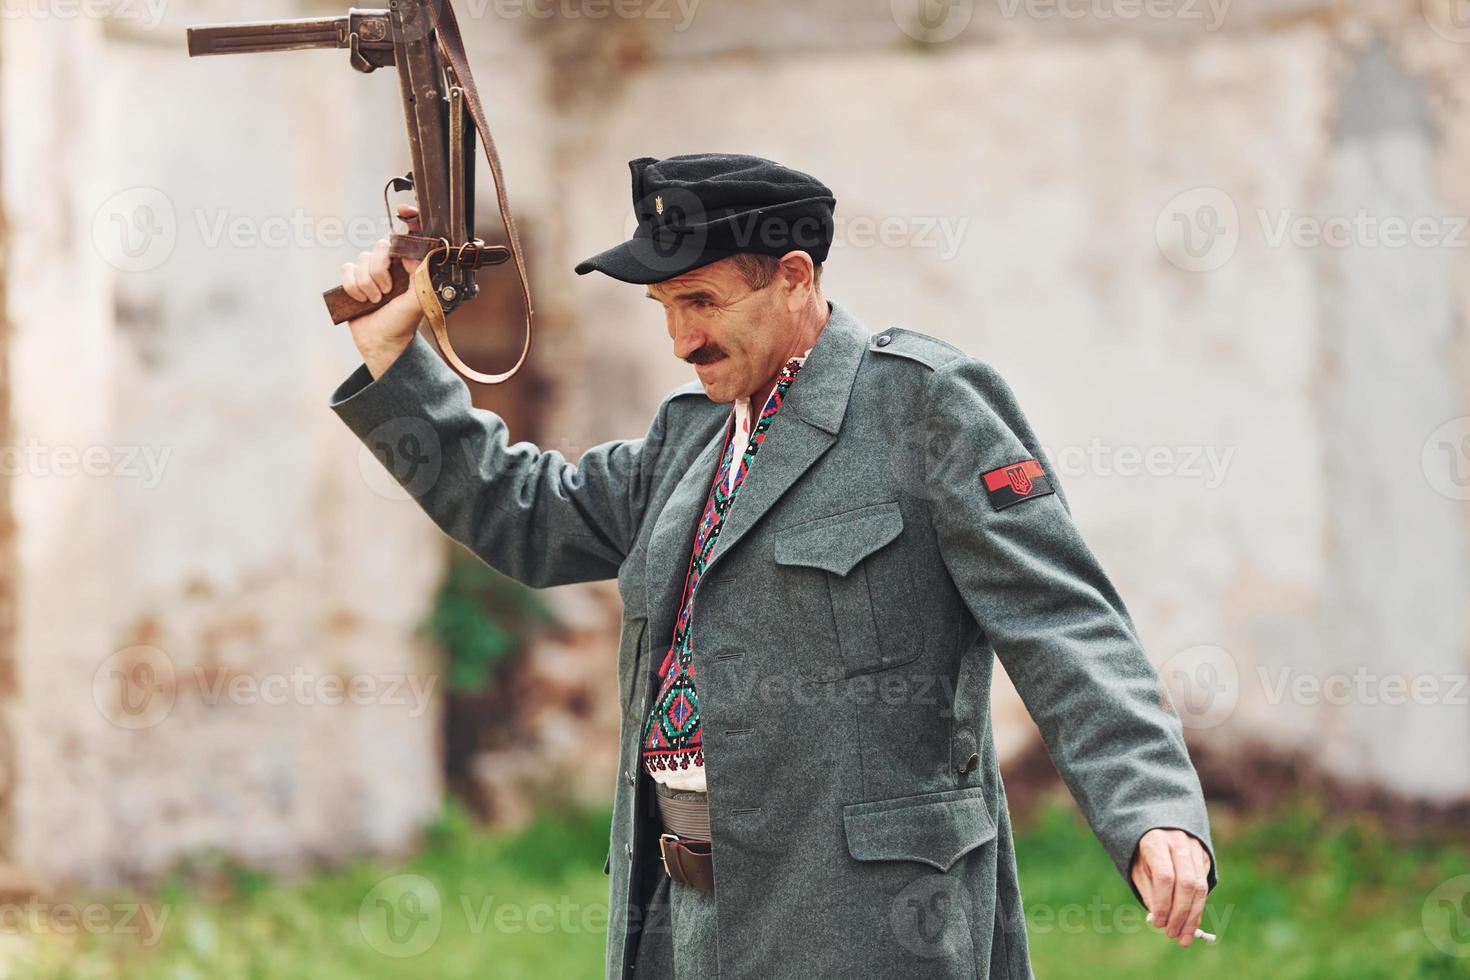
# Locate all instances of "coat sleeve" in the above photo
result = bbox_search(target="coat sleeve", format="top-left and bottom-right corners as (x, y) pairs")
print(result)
(922, 354), (1217, 904)
(329, 333), (668, 588)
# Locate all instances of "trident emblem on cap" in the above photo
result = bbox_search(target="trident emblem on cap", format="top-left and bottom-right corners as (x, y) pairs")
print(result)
(655, 195), (665, 215)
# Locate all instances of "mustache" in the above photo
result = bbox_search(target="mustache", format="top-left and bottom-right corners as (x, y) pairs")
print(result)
(685, 347), (726, 365)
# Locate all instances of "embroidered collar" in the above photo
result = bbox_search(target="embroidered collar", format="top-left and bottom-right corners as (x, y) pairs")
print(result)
(733, 346), (814, 434)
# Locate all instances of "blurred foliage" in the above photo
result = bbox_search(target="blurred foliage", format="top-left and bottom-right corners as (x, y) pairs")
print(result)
(418, 549), (557, 693)
(7, 796), (1470, 979)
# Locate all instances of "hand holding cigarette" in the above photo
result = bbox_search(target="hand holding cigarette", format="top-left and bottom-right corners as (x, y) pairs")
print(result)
(1129, 827), (1215, 947)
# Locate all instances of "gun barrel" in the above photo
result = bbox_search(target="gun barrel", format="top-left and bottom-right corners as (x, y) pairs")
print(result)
(187, 17), (349, 57)
(188, 10), (395, 59)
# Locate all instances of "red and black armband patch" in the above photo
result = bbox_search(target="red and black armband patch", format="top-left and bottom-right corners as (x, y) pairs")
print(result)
(981, 459), (1054, 511)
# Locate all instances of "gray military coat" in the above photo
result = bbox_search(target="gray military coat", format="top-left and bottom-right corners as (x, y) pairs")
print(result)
(330, 300), (1217, 980)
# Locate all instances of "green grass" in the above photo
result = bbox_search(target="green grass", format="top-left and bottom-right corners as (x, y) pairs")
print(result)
(7, 805), (611, 980)
(8, 796), (1469, 978)
(1020, 799), (1470, 979)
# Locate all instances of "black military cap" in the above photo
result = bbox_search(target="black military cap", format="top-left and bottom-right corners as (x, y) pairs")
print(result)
(574, 152), (837, 285)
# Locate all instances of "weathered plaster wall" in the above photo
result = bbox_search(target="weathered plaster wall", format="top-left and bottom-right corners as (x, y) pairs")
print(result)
(549, 2), (1470, 802)
(0, 0), (1466, 889)
(0, 0), (560, 885)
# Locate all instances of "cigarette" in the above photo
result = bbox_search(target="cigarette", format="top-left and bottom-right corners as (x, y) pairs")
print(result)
(1145, 911), (1217, 943)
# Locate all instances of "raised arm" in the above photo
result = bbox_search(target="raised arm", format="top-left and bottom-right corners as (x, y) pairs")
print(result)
(333, 334), (673, 587)
(329, 221), (669, 587)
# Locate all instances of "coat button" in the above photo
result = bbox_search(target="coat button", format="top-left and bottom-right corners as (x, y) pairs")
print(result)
(624, 842), (633, 860)
(624, 769), (635, 786)
(960, 752), (980, 774)
(876, 334), (892, 347)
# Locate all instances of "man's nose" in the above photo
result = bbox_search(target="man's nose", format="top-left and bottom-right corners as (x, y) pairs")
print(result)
(669, 317), (706, 362)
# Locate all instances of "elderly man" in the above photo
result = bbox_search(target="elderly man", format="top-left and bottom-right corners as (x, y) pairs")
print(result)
(330, 153), (1217, 980)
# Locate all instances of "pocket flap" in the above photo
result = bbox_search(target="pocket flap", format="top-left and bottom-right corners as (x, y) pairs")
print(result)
(843, 787), (998, 872)
(774, 501), (904, 576)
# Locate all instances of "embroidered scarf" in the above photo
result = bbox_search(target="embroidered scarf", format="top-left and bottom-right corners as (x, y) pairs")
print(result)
(640, 356), (807, 780)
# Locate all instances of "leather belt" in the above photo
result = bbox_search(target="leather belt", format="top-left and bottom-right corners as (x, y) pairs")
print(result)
(654, 783), (715, 893)
(658, 834), (715, 894)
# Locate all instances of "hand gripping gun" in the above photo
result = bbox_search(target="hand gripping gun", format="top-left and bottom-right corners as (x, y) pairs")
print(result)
(187, 1), (532, 384)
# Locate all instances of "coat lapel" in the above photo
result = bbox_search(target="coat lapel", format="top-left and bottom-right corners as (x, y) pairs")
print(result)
(641, 302), (869, 642)
(643, 411), (729, 652)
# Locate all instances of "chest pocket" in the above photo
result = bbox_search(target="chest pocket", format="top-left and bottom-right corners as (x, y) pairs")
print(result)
(774, 500), (923, 682)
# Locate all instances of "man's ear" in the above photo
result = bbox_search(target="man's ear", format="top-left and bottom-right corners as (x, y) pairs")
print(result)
(777, 251), (815, 310)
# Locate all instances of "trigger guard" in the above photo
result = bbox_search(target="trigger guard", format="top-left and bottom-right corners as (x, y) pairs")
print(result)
(383, 174), (417, 233)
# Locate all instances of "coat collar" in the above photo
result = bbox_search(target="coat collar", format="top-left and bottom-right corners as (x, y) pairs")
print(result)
(641, 300), (869, 639)
(732, 345), (813, 442)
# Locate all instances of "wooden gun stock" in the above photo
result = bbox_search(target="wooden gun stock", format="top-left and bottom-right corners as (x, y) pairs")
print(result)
(323, 263), (411, 326)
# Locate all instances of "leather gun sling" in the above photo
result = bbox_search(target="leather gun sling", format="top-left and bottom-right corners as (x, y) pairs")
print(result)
(410, 0), (533, 386)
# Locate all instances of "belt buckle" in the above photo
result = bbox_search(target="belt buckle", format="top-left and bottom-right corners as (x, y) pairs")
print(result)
(658, 833), (681, 880)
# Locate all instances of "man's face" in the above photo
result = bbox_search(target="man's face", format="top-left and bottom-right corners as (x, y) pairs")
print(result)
(645, 257), (797, 404)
